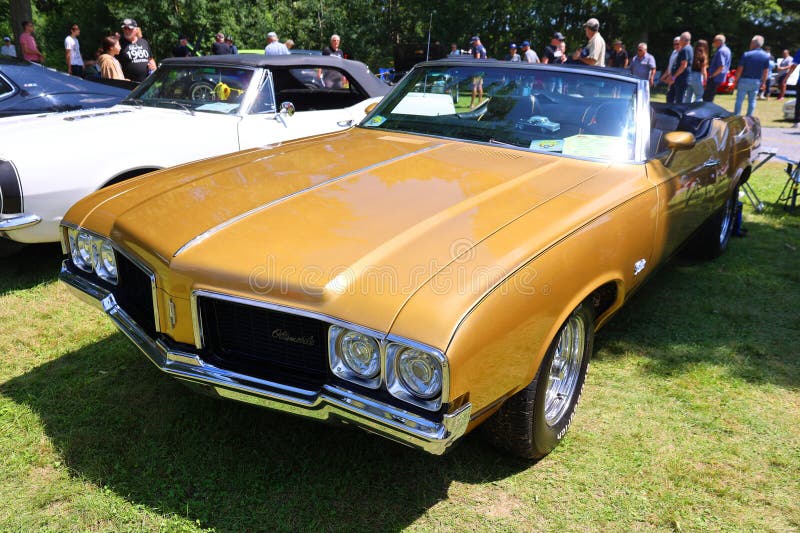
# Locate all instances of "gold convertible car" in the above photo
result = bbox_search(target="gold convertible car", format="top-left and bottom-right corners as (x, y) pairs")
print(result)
(59, 61), (760, 458)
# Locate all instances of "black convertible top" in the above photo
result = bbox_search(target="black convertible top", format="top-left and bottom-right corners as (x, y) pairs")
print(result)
(161, 54), (390, 96)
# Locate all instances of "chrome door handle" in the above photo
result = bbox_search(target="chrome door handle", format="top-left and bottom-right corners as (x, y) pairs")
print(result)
(337, 119), (354, 128)
(703, 159), (720, 168)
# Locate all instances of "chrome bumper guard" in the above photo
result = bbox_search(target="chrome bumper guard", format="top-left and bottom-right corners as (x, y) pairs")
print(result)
(0, 213), (41, 231)
(59, 262), (471, 455)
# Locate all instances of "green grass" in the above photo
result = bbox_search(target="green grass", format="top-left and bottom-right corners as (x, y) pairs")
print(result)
(1, 166), (799, 531)
(651, 91), (792, 128)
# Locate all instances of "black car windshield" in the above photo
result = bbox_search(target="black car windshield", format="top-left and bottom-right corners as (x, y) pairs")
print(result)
(123, 65), (255, 114)
(361, 64), (639, 161)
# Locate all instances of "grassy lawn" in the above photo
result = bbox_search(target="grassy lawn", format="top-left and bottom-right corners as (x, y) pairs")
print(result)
(651, 91), (793, 128)
(1, 165), (799, 531)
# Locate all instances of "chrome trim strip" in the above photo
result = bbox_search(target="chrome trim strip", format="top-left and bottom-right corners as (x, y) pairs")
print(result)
(0, 213), (41, 231)
(172, 143), (444, 257)
(60, 263), (471, 455)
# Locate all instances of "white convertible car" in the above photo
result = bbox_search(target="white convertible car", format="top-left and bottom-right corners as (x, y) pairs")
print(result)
(0, 55), (388, 250)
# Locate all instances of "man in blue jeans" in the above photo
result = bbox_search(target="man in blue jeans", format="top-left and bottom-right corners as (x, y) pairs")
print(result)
(734, 35), (770, 116)
(667, 32), (692, 103)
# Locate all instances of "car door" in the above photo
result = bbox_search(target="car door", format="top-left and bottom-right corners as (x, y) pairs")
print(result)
(647, 134), (719, 259)
(237, 66), (364, 149)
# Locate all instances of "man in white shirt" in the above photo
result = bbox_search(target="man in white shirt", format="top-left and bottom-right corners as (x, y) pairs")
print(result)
(64, 24), (84, 77)
(1, 36), (16, 57)
(573, 18), (606, 66)
(264, 31), (290, 56)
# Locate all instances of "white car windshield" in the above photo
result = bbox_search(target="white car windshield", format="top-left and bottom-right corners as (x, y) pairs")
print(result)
(123, 65), (255, 114)
(361, 64), (639, 161)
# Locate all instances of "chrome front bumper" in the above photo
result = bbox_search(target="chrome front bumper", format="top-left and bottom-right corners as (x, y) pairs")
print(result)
(0, 213), (41, 231)
(59, 262), (471, 455)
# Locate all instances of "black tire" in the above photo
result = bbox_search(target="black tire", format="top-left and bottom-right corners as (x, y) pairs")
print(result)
(686, 186), (738, 259)
(483, 303), (595, 459)
(0, 238), (26, 258)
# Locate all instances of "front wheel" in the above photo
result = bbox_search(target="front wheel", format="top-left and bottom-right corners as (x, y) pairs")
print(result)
(483, 303), (595, 459)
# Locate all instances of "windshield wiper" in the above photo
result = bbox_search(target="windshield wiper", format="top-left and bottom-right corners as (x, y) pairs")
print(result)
(122, 98), (145, 107)
(489, 137), (521, 148)
(164, 100), (195, 116)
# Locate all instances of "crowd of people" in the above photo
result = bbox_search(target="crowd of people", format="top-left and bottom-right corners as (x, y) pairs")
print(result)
(1, 16), (799, 126)
(449, 17), (800, 126)
(0, 19), (347, 84)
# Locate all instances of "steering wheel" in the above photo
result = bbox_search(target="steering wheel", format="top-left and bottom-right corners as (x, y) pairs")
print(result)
(189, 82), (215, 102)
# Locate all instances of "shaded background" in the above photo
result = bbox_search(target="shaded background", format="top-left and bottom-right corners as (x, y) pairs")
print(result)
(1, 0), (799, 72)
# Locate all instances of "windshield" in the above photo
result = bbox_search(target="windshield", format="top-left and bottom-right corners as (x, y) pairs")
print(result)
(361, 64), (639, 161)
(123, 65), (256, 114)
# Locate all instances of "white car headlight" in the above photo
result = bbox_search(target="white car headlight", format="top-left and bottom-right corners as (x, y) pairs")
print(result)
(92, 237), (118, 284)
(328, 326), (382, 388)
(386, 343), (446, 411)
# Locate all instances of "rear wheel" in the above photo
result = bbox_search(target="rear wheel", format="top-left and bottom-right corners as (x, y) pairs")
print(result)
(483, 303), (594, 459)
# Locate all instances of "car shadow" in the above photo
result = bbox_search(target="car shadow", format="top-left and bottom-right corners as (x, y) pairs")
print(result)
(0, 243), (63, 296)
(594, 217), (800, 390)
(1, 334), (530, 531)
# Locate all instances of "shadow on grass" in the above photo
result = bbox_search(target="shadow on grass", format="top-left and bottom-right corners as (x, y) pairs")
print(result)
(594, 217), (800, 389)
(1, 334), (528, 531)
(0, 243), (63, 296)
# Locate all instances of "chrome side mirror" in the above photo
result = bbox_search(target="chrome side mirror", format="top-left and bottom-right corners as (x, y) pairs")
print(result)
(280, 101), (295, 117)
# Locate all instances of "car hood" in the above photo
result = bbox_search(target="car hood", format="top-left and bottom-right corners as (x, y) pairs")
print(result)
(70, 128), (609, 333)
(0, 104), (238, 173)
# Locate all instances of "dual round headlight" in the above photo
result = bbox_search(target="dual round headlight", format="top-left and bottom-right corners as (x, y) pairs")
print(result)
(395, 347), (443, 400)
(67, 227), (118, 284)
(329, 325), (445, 410)
(328, 326), (382, 388)
(339, 330), (381, 379)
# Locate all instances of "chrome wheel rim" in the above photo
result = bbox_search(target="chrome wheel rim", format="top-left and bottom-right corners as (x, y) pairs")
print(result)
(719, 195), (734, 245)
(544, 314), (586, 426)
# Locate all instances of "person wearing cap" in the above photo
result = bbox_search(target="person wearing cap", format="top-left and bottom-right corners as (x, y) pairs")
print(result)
(505, 43), (520, 62)
(64, 23), (84, 77)
(629, 43), (656, 86)
(543, 33), (566, 64)
(19, 21), (44, 64)
(703, 34), (731, 102)
(608, 40), (628, 69)
(572, 18), (605, 66)
(211, 32), (232, 55)
(469, 36), (487, 109)
(1, 36), (16, 57)
(519, 40), (539, 63)
(322, 34), (344, 58)
(666, 31), (693, 103)
(118, 18), (155, 82)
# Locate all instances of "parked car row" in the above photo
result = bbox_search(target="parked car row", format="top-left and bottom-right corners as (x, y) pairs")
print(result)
(2, 57), (761, 458)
